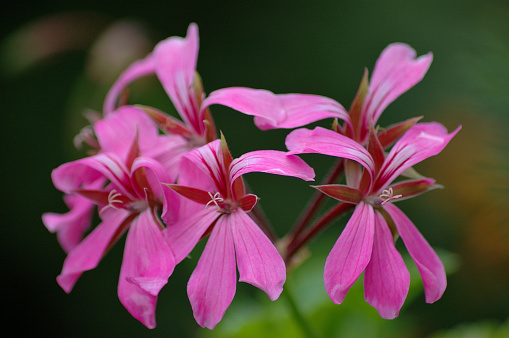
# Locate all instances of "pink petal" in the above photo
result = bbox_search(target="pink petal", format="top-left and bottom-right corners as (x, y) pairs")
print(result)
(286, 126), (375, 177)
(364, 211), (410, 319)
(103, 54), (155, 114)
(324, 202), (375, 304)
(42, 193), (95, 253)
(374, 122), (461, 193)
(57, 209), (130, 293)
(130, 156), (179, 224)
(143, 134), (190, 181)
(118, 210), (175, 329)
(364, 43), (433, 127)
(384, 204), (446, 303)
(94, 106), (158, 160)
(164, 207), (220, 263)
(202, 87), (350, 130)
(230, 150), (315, 184)
(187, 216), (237, 329)
(51, 153), (133, 198)
(153, 23), (202, 133)
(181, 140), (227, 194)
(230, 210), (285, 300)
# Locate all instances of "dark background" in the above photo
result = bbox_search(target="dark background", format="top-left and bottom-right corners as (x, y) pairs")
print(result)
(2, 1), (509, 337)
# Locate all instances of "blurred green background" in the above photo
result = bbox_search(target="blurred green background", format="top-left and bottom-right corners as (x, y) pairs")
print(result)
(2, 1), (509, 337)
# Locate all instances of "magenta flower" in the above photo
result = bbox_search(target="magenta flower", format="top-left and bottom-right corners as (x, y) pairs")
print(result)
(346, 43), (433, 144)
(286, 122), (460, 318)
(103, 23), (216, 153)
(165, 137), (315, 329)
(47, 107), (179, 328)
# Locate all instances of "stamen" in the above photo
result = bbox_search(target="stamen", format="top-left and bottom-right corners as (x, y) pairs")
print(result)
(99, 189), (124, 216)
(379, 187), (402, 205)
(205, 192), (224, 209)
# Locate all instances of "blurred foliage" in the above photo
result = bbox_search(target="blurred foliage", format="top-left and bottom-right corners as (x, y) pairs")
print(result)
(2, 0), (509, 337)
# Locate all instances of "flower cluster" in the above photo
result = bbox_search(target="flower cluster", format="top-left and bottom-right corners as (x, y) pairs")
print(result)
(44, 23), (460, 329)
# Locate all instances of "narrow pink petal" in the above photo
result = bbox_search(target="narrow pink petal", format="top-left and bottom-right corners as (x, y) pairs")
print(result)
(187, 216), (237, 329)
(384, 204), (446, 303)
(153, 23), (201, 131)
(103, 54), (155, 114)
(202, 87), (350, 130)
(42, 193), (95, 253)
(364, 43), (433, 126)
(118, 210), (175, 329)
(374, 122), (460, 193)
(231, 210), (285, 300)
(312, 184), (363, 204)
(95, 106), (158, 160)
(286, 127), (375, 177)
(324, 202), (375, 304)
(229, 150), (315, 184)
(164, 207), (220, 263)
(364, 211), (410, 319)
(143, 134), (190, 181)
(57, 209), (130, 293)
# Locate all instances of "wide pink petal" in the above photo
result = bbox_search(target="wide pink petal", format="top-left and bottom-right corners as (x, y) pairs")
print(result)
(202, 87), (350, 130)
(364, 211), (410, 319)
(229, 150), (315, 184)
(57, 209), (130, 293)
(51, 153), (133, 198)
(230, 210), (285, 300)
(364, 43), (433, 127)
(42, 193), (95, 253)
(324, 202), (375, 304)
(142, 134), (189, 181)
(118, 210), (175, 329)
(153, 23), (202, 133)
(384, 204), (446, 303)
(164, 207), (220, 263)
(374, 122), (460, 193)
(286, 127), (375, 177)
(95, 106), (158, 160)
(187, 216), (237, 329)
(103, 54), (155, 114)
(180, 140), (226, 193)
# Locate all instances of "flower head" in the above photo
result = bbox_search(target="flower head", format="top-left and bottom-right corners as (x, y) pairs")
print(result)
(165, 136), (314, 328)
(286, 122), (460, 318)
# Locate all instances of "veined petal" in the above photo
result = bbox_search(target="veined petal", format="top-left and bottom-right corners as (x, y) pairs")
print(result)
(374, 122), (460, 193)
(181, 140), (227, 194)
(103, 54), (155, 114)
(384, 204), (446, 303)
(118, 210), (175, 329)
(95, 106), (158, 160)
(363, 43), (432, 128)
(52, 153), (133, 198)
(202, 87), (350, 130)
(153, 23), (201, 132)
(57, 209), (131, 293)
(187, 216), (237, 329)
(230, 150), (315, 184)
(324, 202), (375, 304)
(364, 211), (410, 319)
(231, 210), (285, 300)
(42, 193), (95, 253)
(164, 207), (220, 263)
(286, 127), (375, 179)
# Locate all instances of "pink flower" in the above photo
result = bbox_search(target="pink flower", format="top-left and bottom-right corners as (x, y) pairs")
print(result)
(286, 122), (460, 318)
(165, 137), (315, 329)
(346, 43), (433, 144)
(47, 107), (180, 328)
(103, 23), (216, 151)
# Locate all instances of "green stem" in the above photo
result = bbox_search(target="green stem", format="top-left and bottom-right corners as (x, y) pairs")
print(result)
(282, 282), (319, 338)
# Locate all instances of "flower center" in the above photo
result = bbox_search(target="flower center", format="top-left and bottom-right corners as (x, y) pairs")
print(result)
(205, 191), (235, 214)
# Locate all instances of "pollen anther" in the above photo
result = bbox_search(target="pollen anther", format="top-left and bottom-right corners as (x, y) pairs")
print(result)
(379, 188), (402, 205)
(205, 192), (224, 209)
(99, 189), (124, 216)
